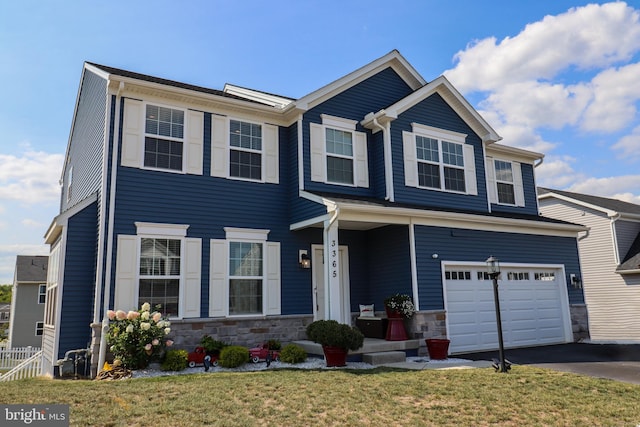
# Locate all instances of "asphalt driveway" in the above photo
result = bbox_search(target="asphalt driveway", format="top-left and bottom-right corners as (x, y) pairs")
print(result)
(457, 343), (640, 385)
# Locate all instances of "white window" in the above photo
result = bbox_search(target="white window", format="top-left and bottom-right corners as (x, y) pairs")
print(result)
(38, 284), (46, 304)
(114, 223), (202, 319)
(211, 116), (279, 183)
(121, 99), (204, 175)
(403, 124), (476, 195)
(310, 114), (369, 187)
(35, 321), (44, 336)
(44, 239), (61, 327)
(209, 228), (281, 317)
(486, 158), (525, 206)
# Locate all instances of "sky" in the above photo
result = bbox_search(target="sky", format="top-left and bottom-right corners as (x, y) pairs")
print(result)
(1, 0), (639, 284)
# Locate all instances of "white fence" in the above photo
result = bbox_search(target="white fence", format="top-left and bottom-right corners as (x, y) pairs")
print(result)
(0, 346), (41, 369)
(0, 350), (42, 382)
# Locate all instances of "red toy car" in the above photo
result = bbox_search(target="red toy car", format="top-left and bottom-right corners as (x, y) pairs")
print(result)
(187, 346), (219, 368)
(249, 343), (280, 363)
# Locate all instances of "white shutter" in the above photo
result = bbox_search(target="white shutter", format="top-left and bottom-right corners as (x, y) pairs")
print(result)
(310, 123), (325, 182)
(403, 131), (418, 187)
(264, 242), (281, 315)
(211, 115), (228, 178)
(263, 124), (279, 184)
(114, 235), (138, 311)
(183, 238), (202, 318)
(485, 157), (498, 204)
(121, 99), (143, 168)
(186, 111), (204, 175)
(354, 130), (369, 188)
(209, 239), (227, 317)
(463, 144), (477, 195)
(512, 162), (525, 207)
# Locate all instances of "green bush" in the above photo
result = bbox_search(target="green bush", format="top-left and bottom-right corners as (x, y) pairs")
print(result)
(266, 339), (281, 350)
(199, 335), (228, 354)
(306, 320), (364, 351)
(161, 349), (188, 371)
(279, 344), (307, 364)
(219, 345), (250, 368)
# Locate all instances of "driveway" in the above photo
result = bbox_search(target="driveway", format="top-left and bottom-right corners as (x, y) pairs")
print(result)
(457, 343), (640, 385)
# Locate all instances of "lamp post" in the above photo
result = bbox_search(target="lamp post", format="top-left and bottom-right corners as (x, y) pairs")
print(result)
(486, 256), (508, 373)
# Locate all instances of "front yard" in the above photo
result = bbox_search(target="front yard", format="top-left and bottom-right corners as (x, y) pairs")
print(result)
(1, 366), (639, 426)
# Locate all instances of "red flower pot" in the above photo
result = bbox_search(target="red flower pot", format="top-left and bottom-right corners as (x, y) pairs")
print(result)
(322, 345), (348, 367)
(426, 338), (450, 360)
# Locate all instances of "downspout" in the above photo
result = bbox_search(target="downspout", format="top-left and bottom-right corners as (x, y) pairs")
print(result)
(370, 117), (394, 202)
(97, 81), (124, 371)
(610, 213), (622, 264)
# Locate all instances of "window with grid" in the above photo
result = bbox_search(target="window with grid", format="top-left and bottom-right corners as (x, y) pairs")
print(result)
(230, 120), (262, 180)
(229, 242), (263, 315)
(144, 104), (184, 171)
(416, 136), (466, 192)
(38, 284), (46, 304)
(139, 238), (181, 317)
(325, 128), (354, 185)
(35, 321), (44, 336)
(495, 160), (516, 205)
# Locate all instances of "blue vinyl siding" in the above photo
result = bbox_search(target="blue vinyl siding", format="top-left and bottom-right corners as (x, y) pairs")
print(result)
(303, 67), (413, 197)
(491, 163), (539, 215)
(414, 225), (583, 311)
(392, 93), (488, 212)
(370, 131), (386, 200)
(62, 69), (106, 213)
(58, 201), (98, 359)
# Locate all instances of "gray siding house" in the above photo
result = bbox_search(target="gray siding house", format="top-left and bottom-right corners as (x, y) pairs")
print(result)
(9, 255), (48, 348)
(539, 188), (640, 341)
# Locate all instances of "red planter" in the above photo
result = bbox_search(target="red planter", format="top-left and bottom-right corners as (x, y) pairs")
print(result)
(322, 345), (348, 367)
(385, 307), (408, 341)
(426, 338), (450, 360)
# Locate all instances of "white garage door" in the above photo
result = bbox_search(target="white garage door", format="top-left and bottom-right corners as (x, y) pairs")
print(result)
(444, 264), (572, 354)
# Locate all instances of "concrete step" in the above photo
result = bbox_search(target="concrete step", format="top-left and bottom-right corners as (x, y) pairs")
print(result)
(362, 351), (406, 365)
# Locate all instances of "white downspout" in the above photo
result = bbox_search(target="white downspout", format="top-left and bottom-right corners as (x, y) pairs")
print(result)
(97, 81), (124, 371)
(370, 117), (394, 202)
(610, 213), (622, 264)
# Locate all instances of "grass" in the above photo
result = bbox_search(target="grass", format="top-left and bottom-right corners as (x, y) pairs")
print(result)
(1, 366), (640, 426)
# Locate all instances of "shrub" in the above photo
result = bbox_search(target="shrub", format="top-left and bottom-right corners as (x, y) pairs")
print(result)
(199, 335), (228, 354)
(306, 320), (364, 351)
(266, 339), (281, 350)
(218, 345), (250, 368)
(279, 344), (307, 364)
(161, 349), (188, 371)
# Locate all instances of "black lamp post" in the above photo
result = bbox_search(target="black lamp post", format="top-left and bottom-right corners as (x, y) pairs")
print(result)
(486, 256), (508, 373)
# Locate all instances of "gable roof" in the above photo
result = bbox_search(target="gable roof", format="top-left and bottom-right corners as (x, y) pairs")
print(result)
(14, 255), (48, 283)
(538, 187), (640, 218)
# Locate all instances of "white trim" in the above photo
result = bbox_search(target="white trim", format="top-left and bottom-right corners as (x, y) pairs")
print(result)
(140, 101), (189, 174)
(408, 221), (419, 311)
(135, 222), (189, 237)
(224, 227), (270, 241)
(297, 117), (304, 192)
(412, 123), (466, 143)
(223, 84), (294, 109)
(321, 114), (358, 130)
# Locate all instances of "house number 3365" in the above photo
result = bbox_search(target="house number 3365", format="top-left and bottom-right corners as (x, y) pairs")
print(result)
(331, 239), (337, 278)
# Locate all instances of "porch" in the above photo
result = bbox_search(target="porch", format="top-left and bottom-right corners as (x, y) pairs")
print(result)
(293, 337), (423, 365)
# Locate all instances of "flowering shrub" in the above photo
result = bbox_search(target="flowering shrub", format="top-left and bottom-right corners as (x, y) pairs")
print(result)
(384, 293), (416, 318)
(106, 302), (173, 369)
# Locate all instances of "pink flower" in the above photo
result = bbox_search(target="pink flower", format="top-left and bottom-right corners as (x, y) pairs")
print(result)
(165, 340), (173, 347)
(127, 311), (140, 320)
(152, 312), (162, 323)
(152, 339), (159, 346)
(115, 310), (127, 320)
(144, 343), (152, 351)
(107, 310), (116, 320)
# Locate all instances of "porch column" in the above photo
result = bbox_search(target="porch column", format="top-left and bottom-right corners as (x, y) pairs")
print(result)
(323, 218), (344, 322)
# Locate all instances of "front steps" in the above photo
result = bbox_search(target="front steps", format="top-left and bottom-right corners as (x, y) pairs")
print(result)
(293, 338), (421, 366)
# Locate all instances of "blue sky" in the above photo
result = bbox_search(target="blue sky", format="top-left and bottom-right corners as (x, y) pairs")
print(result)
(1, 0), (639, 283)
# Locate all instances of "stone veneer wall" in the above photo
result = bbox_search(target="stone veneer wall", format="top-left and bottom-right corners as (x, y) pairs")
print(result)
(570, 304), (589, 341)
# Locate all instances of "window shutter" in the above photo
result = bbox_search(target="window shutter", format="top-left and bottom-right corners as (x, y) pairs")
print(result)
(121, 99), (143, 168)
(403, 131), (418, 187)
(114, 235), (138, 311)
(186, 111), (204, 175)
(183, 238), (202, 318)
(310, 123), (325, 182)
(263, 124), (279, 184)
(354, 130), (369, 188)
(264, 242), (281, 315)
(485, 157), (498, 204)
(211, 115), (228, 178)
(512, 162), (525, 207)
(463, 144), (477, 195)
(209, 239), (227, 317)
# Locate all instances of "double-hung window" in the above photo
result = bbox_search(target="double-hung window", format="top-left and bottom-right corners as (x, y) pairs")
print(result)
(228, 241), (263, 315)
(326, 128), (354, 185)
(38, 284), (46, 304)
(486, 157), (525, 206)
(494, 160), (516, 205)
(139, 238), (181, 317)
(144, 104), (185, 171)
(230, 120), (262, 180)
(405, 124), (476, 195)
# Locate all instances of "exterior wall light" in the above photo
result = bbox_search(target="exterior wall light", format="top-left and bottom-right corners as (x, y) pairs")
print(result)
(299, 250), (311, 269)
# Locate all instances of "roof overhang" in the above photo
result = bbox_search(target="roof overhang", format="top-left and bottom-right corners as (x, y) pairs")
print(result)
(486, 143), (544, 164)
(45, 193), (98, 245)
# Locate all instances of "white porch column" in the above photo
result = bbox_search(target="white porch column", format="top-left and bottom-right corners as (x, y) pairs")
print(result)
(323, 218), (344, 322)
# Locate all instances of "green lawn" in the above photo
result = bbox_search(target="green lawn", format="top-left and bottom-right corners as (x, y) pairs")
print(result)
(1, 366), (639, 426)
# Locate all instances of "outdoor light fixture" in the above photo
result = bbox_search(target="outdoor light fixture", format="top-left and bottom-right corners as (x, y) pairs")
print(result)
(485, 255), (508, 373)
(570, 274), (582, 288)
(299, 250), (311, 269)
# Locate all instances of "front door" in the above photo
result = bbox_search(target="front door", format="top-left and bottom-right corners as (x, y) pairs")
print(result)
(312, 245), (351, 322)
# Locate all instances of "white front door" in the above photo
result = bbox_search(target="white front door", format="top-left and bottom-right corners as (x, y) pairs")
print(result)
(312, 245), (351, 322)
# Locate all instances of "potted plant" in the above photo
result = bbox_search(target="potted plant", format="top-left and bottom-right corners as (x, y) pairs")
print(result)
(383, 293), (416, 318)
(306, 320), (364, 367)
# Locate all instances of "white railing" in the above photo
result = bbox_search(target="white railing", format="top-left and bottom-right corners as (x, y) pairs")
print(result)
(0, 346), (41, 369)
(0, 350), (42, 382)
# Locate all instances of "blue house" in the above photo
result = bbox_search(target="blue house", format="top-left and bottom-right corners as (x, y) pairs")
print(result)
(43, 50), (587, 377)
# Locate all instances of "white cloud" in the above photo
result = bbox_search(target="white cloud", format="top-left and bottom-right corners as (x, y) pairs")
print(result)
(536, 155), (587, 189)
(21, 218), (45, 228)
(568, 175), (640, 200)
(612, 125), (640, 161)
(0, 147), (63, 204)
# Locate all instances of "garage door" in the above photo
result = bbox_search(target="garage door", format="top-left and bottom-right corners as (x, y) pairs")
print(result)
(444, 265), (572, 354)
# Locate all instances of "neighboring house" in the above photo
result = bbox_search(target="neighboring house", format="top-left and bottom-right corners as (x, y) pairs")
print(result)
(539, 187), (640, 342)
(9, 255), (48, 348)
(43, 50), (587, 378)
(0, 304), (10, 324)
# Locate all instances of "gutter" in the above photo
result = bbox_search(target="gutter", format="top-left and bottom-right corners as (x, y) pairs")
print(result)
(610, 213), (622, 264)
